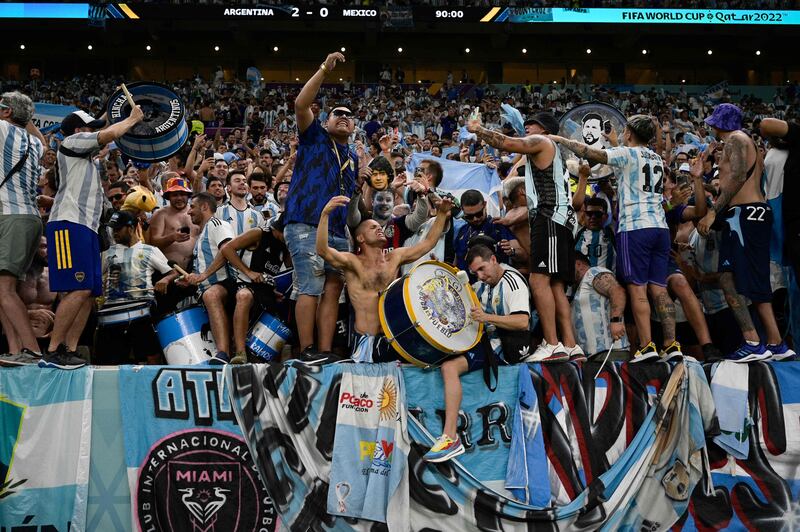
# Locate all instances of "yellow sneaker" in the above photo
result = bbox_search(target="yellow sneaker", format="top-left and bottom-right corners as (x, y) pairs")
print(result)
(632, 342), (660, 363)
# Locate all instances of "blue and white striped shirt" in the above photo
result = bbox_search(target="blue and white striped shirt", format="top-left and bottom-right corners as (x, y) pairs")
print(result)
(215, 202), (263, 236)
(252, 200), (280, 222)
(571, 266), (629, 355)
(50, 132), (105, 231)
(193, 217), (235, 292)
(688, 229), (728, 315)
(574, 226), (616, 272)
(102, 242), (172, 301)
(0, 120), (43, 216)
(473, 265), (531, 358)
(605, 146), (668, 233)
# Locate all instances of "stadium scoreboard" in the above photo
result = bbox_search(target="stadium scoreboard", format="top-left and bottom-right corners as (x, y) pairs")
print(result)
(0, 3), (798, 25)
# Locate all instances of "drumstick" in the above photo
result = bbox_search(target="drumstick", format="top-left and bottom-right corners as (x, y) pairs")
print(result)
(119, 83), (136, 109)
(173, 264), (190, 277)
(125, 287), (152, 293)
(593, 345), (615, 380)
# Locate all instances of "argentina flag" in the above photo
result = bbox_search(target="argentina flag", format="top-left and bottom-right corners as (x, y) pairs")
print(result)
(0, 367), (93, 531)
(406, 152), (504, 216)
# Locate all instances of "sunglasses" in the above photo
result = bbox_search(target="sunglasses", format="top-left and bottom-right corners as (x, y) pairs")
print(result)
(0, 103), (8, 110)
(109, 193), (125, 201)
(332, 109), (355, 119)
(463, 210), (485, 221)
(585, 211), (604, 218)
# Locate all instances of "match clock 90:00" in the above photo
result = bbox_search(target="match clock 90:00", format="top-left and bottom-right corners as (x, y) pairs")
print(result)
(435, 10), (465, 18)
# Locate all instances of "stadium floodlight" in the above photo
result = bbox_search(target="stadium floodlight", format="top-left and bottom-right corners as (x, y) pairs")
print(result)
(522, 48), (527, 54)
(586, 48), (591, 54)
(273, 46), (279, 52)
(341, 47), (346, 52)
(465, 48), (470, 53)
(397, 47), (403, 53)
(214, 45), (220, 52)
(146, 45), (151, 51)
(19, 44), (24, 50)
(756, 50), (761, 56)
(707, 49), (713, 55)
(87, 44), (93, 50)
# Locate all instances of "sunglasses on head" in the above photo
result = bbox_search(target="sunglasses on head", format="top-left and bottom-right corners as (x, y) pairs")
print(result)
(332, 109), (355, 119)
(585, 210), (604, 218)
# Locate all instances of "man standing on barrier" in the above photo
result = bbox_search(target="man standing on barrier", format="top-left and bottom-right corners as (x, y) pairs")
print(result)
(316, 194), (452, 364)
(41, 104), (144, 369)
(424, 244), (531, 463)
(285, 51), (358, 358)
(0, 92), (48, 366)
(467, 110), (580, 363)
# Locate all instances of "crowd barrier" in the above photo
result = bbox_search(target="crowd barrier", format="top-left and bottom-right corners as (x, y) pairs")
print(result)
(0, 360), (798, 531)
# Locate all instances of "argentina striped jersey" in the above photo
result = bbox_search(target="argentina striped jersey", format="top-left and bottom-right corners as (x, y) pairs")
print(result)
(102, 242), (172, 301)
(473, 264), (531, 357)
(49, 132), (105, 231)
(193, 217), (235, 291)
(574, 226), (616, 271)
(524, 140), (575, 230)
(571, 266), (629, 355)
(0, 120), (42, 216)
(215, 202), (263, 236)
(605, 146), (668, 233)
(688, 229), (728, 314)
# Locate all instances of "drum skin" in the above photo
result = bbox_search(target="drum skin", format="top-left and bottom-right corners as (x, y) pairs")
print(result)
(96, 299), (151, 326)
(379, 261), (482, 367)
(106, 81), (188, 162)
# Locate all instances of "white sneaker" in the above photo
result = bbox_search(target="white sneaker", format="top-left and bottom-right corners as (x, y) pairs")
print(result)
(522, 341), (570, 363)
(566, 344), (586, 362)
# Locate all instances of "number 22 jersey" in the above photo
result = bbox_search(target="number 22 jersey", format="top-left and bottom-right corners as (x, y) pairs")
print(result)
(605, 146), (668, 233)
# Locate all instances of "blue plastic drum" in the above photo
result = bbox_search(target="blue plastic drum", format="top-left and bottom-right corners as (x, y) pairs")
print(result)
(106, 81), (188, 162)
(379, 261), (482, 367)
(156, 306), (216, 365)
(247, 312), (291, 361)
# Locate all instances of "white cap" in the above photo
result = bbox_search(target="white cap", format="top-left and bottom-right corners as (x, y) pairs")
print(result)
(679, 163), (691, 173)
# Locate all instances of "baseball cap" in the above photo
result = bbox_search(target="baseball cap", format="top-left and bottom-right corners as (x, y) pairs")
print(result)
(60, 110), (105, 136)
(107, 210), (138, 229)
(222, 152), (239, 165)
(705, 103), (743, 132)
(679, 163), (691, 173)
(163, 177), (192, 195)
(525, 112), (560, 135)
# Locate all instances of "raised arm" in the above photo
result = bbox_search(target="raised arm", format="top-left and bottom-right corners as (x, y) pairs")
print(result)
(316, 196), (357, 270)
(698, 136), (750, 238)
(760, 117), (789, 138)
(296, 52), (345, 133)
(97, 105), (144, 146)
(466, 115), (548, 155)
(571, 161), (591, 211)
(393, 197), (452, 264)
(548, 134), (608, 165)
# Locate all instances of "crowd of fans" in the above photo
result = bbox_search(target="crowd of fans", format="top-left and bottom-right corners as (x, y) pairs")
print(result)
(0, 55), (796, 381)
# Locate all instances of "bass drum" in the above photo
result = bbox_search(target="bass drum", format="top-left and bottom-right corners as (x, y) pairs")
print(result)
(379, 261), (482, 368)
(106, 81), (188, 162)
(155, 306), (216, 365)
(558, 101), (626, 183)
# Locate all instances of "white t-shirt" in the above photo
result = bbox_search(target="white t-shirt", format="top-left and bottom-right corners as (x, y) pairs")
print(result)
(50, 132), (105, 231)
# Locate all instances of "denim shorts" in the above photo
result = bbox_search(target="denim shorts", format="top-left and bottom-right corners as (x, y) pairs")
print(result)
(284, 222), (350, 296)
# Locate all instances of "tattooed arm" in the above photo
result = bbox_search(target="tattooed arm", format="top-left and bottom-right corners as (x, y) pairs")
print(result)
(592, 272), (627, 340)
(548, 135), (608, 165)
(711, 135), (750, 214)
(470, 126), (548, 155)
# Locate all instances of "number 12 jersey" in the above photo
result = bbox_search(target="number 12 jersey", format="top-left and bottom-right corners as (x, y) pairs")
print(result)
(605, 146), (668, 233)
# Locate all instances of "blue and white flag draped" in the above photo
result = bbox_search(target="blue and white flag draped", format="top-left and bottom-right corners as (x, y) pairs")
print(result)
(0, 366), (93, 531)
(406, 152), (504, 216)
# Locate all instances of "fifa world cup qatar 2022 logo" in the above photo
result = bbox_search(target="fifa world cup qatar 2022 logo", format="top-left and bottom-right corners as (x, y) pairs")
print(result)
(135, 429), (276, 532)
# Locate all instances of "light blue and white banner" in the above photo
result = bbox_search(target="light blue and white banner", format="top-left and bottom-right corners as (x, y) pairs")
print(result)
(0, 366), (93, 532)
(33, 102), (79, 134)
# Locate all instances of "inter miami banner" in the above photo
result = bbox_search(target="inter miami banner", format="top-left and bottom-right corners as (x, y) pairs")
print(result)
(119, 366), (277, 532)
(0, 366), (93, 531)
(226, 360), (716, 531)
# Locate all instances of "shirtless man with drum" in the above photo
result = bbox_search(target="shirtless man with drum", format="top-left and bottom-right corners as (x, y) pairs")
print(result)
(316, 194), (452, 363)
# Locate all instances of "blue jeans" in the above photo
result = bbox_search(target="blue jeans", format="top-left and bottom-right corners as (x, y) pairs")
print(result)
(284, 223), (350, 296)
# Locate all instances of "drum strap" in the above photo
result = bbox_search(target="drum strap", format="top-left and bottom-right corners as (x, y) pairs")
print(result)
(480, 334), (499, 392)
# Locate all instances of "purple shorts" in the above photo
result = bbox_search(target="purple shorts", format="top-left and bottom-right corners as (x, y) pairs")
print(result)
(616, 228), (670, 287)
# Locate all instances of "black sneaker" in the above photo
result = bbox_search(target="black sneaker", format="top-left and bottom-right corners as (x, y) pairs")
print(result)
(299, 346), (336, 365)
(38, 345), (86, 370)
(702, 343), (723, 363)
(203, 351), (230, 365)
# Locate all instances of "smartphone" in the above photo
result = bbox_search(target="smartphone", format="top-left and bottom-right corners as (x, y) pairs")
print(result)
(603, 120), (612, 134)
(179, 226), (190, 234)
(204, 148), (214, 159)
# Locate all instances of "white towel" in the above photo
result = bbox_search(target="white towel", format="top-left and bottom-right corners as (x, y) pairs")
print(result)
(710, 361), (751, 459)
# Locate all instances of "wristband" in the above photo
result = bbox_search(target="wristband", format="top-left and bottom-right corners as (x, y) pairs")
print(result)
(610, 316), (624, 323)
(319, 63), (328, 74)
